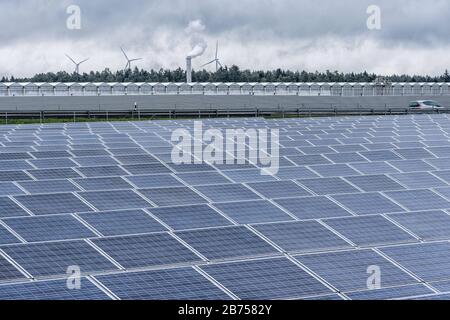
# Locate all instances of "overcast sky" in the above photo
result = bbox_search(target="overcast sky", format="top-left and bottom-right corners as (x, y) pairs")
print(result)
(0, 0), (449, 77)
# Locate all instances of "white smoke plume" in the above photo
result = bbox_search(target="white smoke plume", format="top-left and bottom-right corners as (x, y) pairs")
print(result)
(186, 19), (207, 59)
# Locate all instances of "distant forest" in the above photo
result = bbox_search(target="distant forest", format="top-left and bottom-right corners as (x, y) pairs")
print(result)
(2, 65), (450, 83)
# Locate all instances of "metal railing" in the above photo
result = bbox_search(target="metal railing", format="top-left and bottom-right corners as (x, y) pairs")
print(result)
(1, 106), (449, 124)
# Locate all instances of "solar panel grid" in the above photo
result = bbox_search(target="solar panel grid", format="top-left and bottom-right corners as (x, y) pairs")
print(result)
(3, 115), (450, 299)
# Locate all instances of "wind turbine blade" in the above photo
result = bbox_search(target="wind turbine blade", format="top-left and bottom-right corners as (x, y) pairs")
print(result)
(201, 60), (216, 67)
(80, 58), (89, 64)
(65, 54), (77, 65)
(217, 60), (223, 68)
(120, 47), (129, 60)
(130, 58), (143, 62)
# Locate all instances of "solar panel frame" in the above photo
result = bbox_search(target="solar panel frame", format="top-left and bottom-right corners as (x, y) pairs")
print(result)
(200, 257), (333, 300)
(295, 249), (419, 292)
(95, 267), (231, 300)
(175, 226), (280, 261)
(0, 278), (112, 300)
(1, 240), (119, 278)
(92, 233), (203, 269)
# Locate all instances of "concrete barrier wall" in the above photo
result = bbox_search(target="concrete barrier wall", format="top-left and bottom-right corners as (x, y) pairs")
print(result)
(1, 95), (450, 111)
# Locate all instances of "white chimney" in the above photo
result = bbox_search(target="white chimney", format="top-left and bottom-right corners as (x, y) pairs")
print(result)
(186, 56), (192, 83)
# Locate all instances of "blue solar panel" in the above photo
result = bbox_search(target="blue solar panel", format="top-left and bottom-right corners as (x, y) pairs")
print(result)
(201, 257), (333, 300)
(0, 225), (21, 245)
(70, 149), (111, 157)
(252, 221), (351, 253)
(30, 151), (72, 159)
(301, 294), (344, 300)
(222, 169), (277, 183)
(74, 177), (133, 191)
(18, 180), (80, 194)
(345, 175), (405, 192)
(380, 242), (450, 282)
(287, 155), (332, 166)
(29, 158), (77, 169)
(298, 177), (360, 195)
(78, 209), (167, 236)
(0, 256), (27, 282)
(274, 166), (319, 180)
(78, 190), (152, 211)
(429, 279), (450, 293)
(1, 240), (119, 278)
(390, 172), (447, 189)
(213, 200), (294, 224)
(345, 284), (434, 300)
(324, 215), (417, 246)
(95, 268), (230, 300)
(77, 166), (128, 178)
(388, 160), (436, 173)
(0, 197), (29, 218)
(360, 150), (402, 161)
(176, 226), (279, 260)
(140, 187), (208, 207)
(385, 190), (450, 211)
(295, 249), (418, 292)
(123, 163), (173, 175)
(149, 205), (233, 230)
(407, 293), (450, 300)
(394, 148), (435, 160)
(0, 160), (33, 171)
(426, 158), (450, 170)
(274, 196), (352, 220)
(176, 171), (232, 186)
(247, 181), (311, 199)
(324, 152), (367, 164)
(430, 170), (450, 183)
(0, 183), (24, 197)
(92, 233), (202, 269)
(0, 152), (32, 161)
(350, 162), (400, 175)
(331, 193), (404, 215)
(0, 278), (112, 300)
(14, 193), (94, 215)
(3, 214), (96, 242)
(115, 154), (159, 165)
(73, 156), (120, 167)
(389, 211), (450, 241)
(194, 184), (261, 203)
(27, 168), (81, 180)
(124, 174), (183, 189)
(308, 164), (360, 177)
(0, 171), (33, 182)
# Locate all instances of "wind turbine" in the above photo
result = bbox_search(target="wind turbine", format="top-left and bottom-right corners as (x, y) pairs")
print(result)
(201, 41), (222, 72)
(65, 54), (89, 74)
(121, 47), (142, 71)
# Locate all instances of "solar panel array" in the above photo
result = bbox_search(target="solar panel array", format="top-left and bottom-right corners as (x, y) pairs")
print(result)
(2, 115), (450, 300)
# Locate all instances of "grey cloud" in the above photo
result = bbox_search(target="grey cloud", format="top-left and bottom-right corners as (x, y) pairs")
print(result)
(0, 0), (449, 76)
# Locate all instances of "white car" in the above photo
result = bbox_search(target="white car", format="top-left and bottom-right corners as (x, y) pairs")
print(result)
(408, 100), (445, 111)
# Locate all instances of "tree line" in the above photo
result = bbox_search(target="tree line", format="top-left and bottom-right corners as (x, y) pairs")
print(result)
(2, 65), (450, 83)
